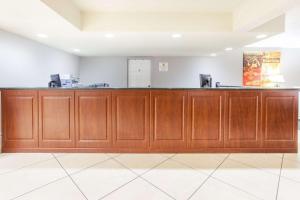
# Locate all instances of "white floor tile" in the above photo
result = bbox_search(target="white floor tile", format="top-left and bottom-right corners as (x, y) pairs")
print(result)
(55, 153), (110, 174)
(160, 154), (176, 158)
(172, 153), (227, 175)
(71, 159), (137, 200)
(228, 153), (283, 175)
(142, 159), (208, 200)
(115, 154), (168, 175)
(15, 177), (86, 200)
(103, 178), (173, 200)
(284, 153), (300, 162)
(0, 159), (66, 200)
(277, 177), (300, 200)
(212, 159), (279, 200)
(0, 153), (53, 175)
(281, 156), (300, 183)
(106, 153), (121, 158)
(190, 177), (259, 200)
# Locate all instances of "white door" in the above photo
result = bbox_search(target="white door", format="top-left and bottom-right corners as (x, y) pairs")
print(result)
(128, 59), (151, 88)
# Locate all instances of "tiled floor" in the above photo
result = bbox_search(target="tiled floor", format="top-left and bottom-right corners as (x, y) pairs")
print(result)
(0, 152), (299, 200)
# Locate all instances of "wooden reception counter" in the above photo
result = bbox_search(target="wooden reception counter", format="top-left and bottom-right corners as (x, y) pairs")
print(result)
(1, 88), (298, 153)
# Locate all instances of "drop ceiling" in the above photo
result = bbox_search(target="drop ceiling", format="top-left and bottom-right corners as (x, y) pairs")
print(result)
(0, 0), (297, 56)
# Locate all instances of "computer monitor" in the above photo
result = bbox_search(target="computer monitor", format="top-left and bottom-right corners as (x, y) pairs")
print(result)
(50, 74), (61, 87)
(200, 74), (212, 88)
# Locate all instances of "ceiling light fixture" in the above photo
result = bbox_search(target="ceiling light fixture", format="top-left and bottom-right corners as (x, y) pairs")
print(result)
(225, 47), (233, 51)
(172, 33), (182, 38)
(256, 34), (267, 39)
(36, 33), (48, 38)
(210, 53), (217, 57)
(73, 49), (80, 52)
(105, 33), (115, 38)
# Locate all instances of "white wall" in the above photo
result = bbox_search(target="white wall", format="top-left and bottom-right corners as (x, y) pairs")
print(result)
(78, 48), (300, 88)
(79, 54), (243, 88)
(79, 56), (128, 87)
(0, 30), (79, 87)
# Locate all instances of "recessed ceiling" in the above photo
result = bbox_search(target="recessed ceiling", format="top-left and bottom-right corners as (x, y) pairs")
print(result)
(72, 0), (243, 13)
(0, 0), (297, 56)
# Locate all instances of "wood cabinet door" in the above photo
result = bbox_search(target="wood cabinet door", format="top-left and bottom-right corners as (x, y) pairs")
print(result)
(150, 90), (188, 150)
(3, 90), (38, 149)
(112, 90), (150, 149)
(75, 90), (112, 148)
(262, 91), (298, 148)
(39, 90), (75, 148)
(225, 91), (262, 148)
(188, 91), (225, 148)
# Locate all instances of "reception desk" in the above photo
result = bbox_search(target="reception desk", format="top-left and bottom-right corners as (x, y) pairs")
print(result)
(0, 88), (298, 153)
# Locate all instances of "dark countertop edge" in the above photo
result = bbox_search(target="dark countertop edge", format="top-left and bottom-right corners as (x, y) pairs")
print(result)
(0, 87), (299, 90)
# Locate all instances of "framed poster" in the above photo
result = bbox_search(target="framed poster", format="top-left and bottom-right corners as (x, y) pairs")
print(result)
(243, 51), (281, 87)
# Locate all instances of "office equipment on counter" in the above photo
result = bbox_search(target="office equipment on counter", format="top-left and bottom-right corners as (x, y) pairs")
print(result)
(200, 74), (212, 88)
(88, 83), (110, 88)
(48, 74), (61, 88)
(215, 82), (242, 88)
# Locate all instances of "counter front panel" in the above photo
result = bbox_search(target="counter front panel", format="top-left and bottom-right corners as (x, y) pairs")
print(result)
(1, 89), (298, 153)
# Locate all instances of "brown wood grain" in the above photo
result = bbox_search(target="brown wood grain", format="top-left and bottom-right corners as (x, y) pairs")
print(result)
(150, 90), (188, 150)
(262, 90), (298, 148)
(112, 90), (150, 149)
(2, 90), (38, 149)
(188, 91), (225, 148)
(1, 89), (298, 153)
(39, 90), (75, 148)
(75, 90), (112, 148)
(225, 91), (262, 148)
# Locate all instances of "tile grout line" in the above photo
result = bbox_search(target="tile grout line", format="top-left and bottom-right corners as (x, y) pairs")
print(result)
(0, 156), (55, 176)
(52, 154), (89, 200)
(275, 154), (284, 200)
(211, 176), (264, 200)
(68, 156), (114, 176)
(168, 155), (227, 177)
(227, 155), (284, 177)
(98, 154), (177, 200)
(187, 153), (231, 200)
(98, 176), (140, 200)
(11, 153), (120, 200)
(112, 154), (177, 199)
(10, 176), (69, 200)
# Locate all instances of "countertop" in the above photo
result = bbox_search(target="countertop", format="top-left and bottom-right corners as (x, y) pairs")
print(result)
(0, 87), (299, 90)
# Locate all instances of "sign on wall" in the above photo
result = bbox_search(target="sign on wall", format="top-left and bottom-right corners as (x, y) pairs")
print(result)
(243, 51), (281, 87)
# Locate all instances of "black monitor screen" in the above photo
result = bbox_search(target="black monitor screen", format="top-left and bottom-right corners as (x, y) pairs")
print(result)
(50, 74), (61, 87)
(200, 74), (212, 88)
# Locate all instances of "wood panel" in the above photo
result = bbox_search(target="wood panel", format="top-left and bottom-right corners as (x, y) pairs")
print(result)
(1, 89), (298, 153)
(150, 90), (188, 150)
(112, 90), (150, 149)
(39, 90), (75, 148)
(2, 90), (38, 149)
(188, 91), (225, 148)
(262, 91), (298, 148)
(225, 91), (261, 148)
(75, 90), (112, 148)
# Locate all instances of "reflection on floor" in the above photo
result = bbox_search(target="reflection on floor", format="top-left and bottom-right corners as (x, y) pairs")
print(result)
(0, 151), (299, 200)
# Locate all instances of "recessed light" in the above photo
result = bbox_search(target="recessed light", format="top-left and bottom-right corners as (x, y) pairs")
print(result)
(256, 34), (267, 39)
(210, 53), (217, 57)
(36, 34), (48, 38)
(73, 49), (80, 52)
(172, 33), (182, 38)
(225, 47), (233, 51)
(105, 33), (115, 38)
